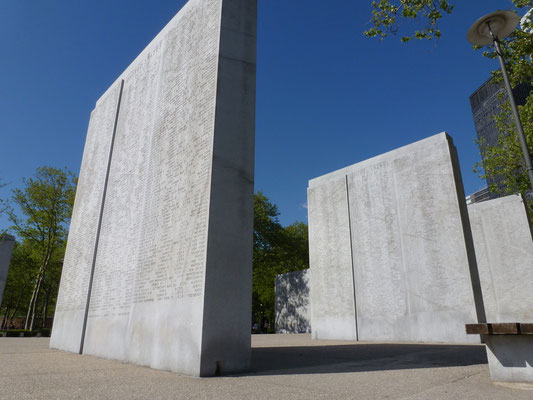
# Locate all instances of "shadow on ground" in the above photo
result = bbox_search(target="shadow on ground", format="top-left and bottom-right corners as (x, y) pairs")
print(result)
(243, 343), (487, 376)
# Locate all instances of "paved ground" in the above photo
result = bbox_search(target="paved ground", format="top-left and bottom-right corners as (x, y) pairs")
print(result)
(1, 334), (532, 399)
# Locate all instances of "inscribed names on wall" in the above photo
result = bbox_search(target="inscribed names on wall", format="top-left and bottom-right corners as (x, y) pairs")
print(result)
(51, 0), (256, 377)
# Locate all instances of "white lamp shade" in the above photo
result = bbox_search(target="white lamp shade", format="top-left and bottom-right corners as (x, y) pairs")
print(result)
(467, 10), (520, 46)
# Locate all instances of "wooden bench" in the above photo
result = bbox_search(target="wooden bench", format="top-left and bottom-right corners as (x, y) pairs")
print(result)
(466, 323), (533, 335)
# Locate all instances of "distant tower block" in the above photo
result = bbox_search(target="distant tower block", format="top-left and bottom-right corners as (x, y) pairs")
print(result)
(51, 0), (256, 377)
(308, 133), (484, 344)
(0, 235), (15, 305)
(469, 78), (532, 196)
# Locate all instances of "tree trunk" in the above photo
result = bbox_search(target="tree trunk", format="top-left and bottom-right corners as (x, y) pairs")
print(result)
(24, 279), (38, 330)
(9, 282), (28, 326)
(1, 306), (9, 330)
(36, 287), (45, 329)
(41, 286), (50, 329)
(27, 274), (44, 331)
(24, 270), (43, 330)
(25, 249), (51, 331)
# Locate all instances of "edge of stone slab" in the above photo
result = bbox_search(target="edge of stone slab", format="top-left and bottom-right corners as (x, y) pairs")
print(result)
(308, 132), (452, 188)
(468, 193), (524, 210)
(94, 0), (206, 108)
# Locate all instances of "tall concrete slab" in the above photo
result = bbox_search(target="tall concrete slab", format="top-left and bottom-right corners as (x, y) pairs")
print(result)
(51, 0), (256, 377)
(50, 83), (122, 353)
(0, 235), (15, 305)
(468, 195), (533, 323)
(275, 269), (311, 334)
(308, 177), (357, 340)
(308, 133), (483, 344)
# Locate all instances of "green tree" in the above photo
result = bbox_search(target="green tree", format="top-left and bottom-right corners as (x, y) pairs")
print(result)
(252, 192), (309, 333)
(7, 166), (76, 330)
(364, 0), (454, 42)
(474, 95), (533, 212)
(365, 1), (533, 210)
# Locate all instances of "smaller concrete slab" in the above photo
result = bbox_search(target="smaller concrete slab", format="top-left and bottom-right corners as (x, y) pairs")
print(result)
(275, 270), (310, 333)
(308, 133), (482, 344)
(467, 194), (533, 385)
(468, 194), (533, 323)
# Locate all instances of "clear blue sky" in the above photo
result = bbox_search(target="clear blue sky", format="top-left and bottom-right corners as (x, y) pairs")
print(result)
(0, 0), (524, 228)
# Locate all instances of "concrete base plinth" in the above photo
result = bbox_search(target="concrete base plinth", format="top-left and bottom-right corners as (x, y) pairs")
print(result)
(485, 336), (533, 384)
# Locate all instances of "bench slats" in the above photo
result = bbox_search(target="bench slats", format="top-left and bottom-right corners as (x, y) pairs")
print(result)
(466, 324), (490, 335)
(466, 323), (533, 335)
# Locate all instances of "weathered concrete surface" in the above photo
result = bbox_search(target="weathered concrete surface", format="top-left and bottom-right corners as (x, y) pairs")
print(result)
(468, 195), (533, 385)
(485, 336), (533, 384)
(50, 82), (123, 354)
(468, 195), (533, 322)
(308, 177), (357, 340)
(275, 270), (310, 334)
(3, 336), (533, 400)
(0, 235), (15, 305)
(51, 0), (256, 377)
(308, 133), (483, 344)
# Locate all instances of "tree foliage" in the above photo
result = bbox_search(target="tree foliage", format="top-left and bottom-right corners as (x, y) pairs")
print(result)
(474, 93), (533, 212)
(2, 166), (76, 330)
(253, 192), (308, 333)
(364, 0), (454, 42)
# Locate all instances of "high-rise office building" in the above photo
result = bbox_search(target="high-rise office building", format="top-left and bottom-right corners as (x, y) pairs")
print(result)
(466, 186), (492, 205)
(469, 77), (532, 198)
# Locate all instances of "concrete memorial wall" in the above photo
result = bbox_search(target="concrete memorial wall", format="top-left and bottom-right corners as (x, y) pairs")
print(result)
(308, 176), (357, 340)
(275, 269), (311, 334)
(308, 133), (484, 344)
(468, 194), (533, 323)
(0, 235), (15, 305)
(51, 0), (257, 377)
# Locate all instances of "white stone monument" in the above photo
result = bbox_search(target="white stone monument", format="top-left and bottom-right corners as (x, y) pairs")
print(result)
(0, 235), (15, 305)
(469, 194), (533, 323)
(51, 0), (256, 377)
(308, 133), (484, 344)
(468, 194), (533, 383)
(275, 269), (311, 334)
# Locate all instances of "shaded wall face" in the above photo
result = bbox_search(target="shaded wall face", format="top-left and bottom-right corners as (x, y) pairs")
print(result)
(308, 133), (480, 344)
(468, 195), (533, 323)
(275, 270), (310, 334)
(51, 0), (256, 377)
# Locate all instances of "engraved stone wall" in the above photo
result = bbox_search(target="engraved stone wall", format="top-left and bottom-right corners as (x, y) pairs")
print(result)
(51, 0), (256, 377)
(308, 178), (356, 340)
(308, 133), (482, 344)
(50, 84), (122, 353)
(0, 235), (15, 305)
(469, 195), (533, 323)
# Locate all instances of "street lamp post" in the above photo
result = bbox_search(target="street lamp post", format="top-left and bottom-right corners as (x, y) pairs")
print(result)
(468, 10), (533, 192)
